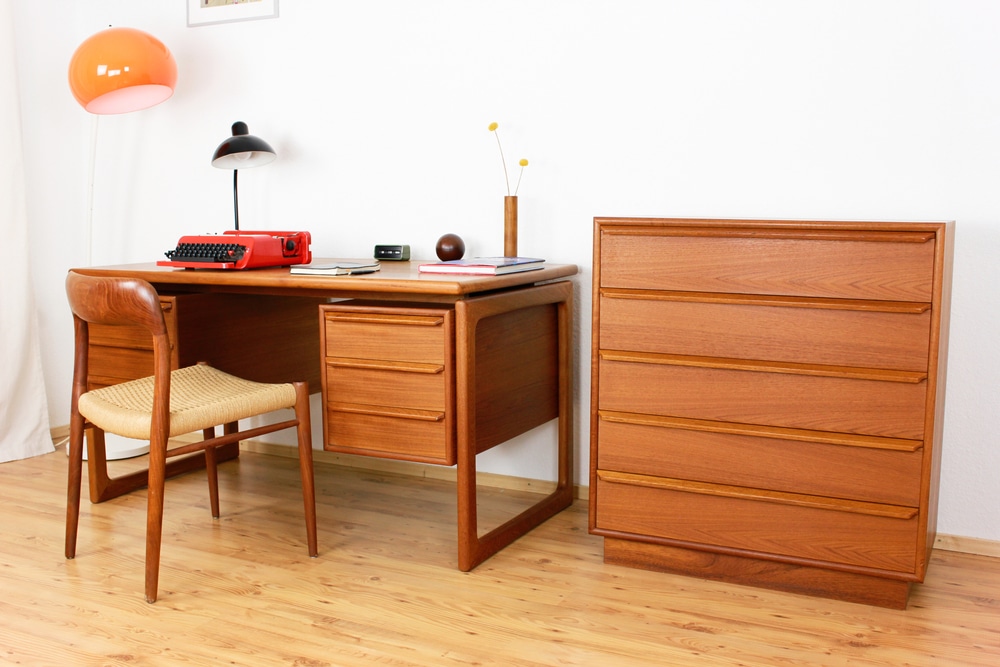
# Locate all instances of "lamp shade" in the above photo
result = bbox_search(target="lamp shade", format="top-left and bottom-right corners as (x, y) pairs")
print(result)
(68, 27), (177, 114)
(212, 122), (277, 169)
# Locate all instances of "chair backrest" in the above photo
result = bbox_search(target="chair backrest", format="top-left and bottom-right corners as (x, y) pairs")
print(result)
(65, 272), (167, 335)
(65, 271), (173, 412)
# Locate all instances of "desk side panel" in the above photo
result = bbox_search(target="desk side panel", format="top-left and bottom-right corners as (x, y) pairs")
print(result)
(474, 303), (559, 453)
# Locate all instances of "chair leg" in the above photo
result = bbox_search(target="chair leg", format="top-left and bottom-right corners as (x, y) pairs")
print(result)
(144, 432), (169, 604)
(65, 414), (87, 559)
(293, 382), (318, 557)
(203, 427), (220, 518)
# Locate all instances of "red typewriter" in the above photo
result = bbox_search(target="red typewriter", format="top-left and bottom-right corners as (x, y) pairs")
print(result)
(157, 230), (311, 270)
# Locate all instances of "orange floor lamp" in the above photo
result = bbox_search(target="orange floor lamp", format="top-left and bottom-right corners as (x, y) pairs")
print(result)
(66, 26), (177, 460)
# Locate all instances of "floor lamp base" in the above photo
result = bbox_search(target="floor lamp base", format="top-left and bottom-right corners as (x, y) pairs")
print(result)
(66, 432), (151, 461)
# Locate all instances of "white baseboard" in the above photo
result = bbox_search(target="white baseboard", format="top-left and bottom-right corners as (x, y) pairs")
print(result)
(241, 439), (584, 499)
(934, 534), (1000, 558)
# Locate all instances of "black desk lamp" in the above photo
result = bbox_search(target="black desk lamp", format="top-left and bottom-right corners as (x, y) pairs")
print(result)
(211, 121), (276, 230)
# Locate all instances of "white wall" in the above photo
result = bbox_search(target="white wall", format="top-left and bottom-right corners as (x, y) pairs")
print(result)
(13, 1), (999, 542)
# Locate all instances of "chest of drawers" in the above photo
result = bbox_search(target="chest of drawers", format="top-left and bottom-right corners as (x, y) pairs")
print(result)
(589, 217), (953, 608)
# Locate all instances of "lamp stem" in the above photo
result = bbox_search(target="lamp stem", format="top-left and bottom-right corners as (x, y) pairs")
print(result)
(232, 169), (240, 231)
(85, 115), (100, 265)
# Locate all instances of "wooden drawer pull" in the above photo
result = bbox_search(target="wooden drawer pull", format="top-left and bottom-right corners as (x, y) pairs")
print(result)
(325, 312), (443, 326)
(602, 225), (936, 244)
(326, 357), (444, 374)
(597, 470), (918, 520)
(600, 350), (928, 384)
(598, 410), (923, 453)
(601, 288), (931, 314)
(328, 402), (445, 422)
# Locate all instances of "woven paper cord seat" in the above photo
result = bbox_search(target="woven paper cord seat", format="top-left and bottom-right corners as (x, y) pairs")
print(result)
(79, 364), (297, 440)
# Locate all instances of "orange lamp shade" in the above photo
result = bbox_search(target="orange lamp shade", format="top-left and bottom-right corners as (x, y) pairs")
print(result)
(68, 27), (177, 114)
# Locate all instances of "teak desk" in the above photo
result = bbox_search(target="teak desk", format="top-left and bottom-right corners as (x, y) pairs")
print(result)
(69, 260), (577, 571)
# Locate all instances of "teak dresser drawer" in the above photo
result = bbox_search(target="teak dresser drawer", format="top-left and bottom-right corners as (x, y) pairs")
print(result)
(599, 226), (936, 301)
(596, 412), (923, 507)
(599, 292), (932, 372)
(599, 355), (928, 440)
(594, 473), (919, 573)
(590, 217), (953, 608)
(320, 303), (455, 465)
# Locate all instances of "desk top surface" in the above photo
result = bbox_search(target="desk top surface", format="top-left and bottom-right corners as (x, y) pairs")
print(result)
(71, 259), (578, 299)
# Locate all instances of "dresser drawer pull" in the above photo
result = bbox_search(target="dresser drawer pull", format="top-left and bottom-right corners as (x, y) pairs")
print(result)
(600, 350), (928, 384)
(597, 470), (918, 520)
(602, 225), (936, 244)
(326, 357), (444, 374)
(600, 288), (931, 314)
(325, 312), (444, 327)
(328, 402), (445, 422)
(598, 410), (922, 453)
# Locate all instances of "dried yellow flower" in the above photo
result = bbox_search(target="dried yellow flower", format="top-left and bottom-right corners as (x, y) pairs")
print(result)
(489, 122), (529, 196)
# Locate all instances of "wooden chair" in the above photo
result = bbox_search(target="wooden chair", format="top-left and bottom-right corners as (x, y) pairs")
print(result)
(64, 271), (318, 603)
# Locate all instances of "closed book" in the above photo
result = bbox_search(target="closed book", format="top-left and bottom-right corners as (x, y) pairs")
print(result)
(418, 257), (544, 275)
(290, 261), (380, 276)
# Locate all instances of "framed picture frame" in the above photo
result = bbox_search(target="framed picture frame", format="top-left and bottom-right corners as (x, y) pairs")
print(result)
(187, 0), (279, 27)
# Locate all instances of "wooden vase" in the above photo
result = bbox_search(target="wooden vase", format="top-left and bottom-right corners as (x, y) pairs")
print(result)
(504, 195), (518, 257)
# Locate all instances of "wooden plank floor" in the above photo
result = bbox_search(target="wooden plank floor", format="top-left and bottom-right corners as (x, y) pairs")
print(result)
(2, 447), (998, 666)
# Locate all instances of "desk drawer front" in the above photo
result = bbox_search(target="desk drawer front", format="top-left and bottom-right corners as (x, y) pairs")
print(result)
(325, 364), (445, 411)
(599, 293), (931, 372)
(326, 406), (448, 463)
(599, 358), (927, 440)
(599, 230), (935, 301)
(595, 475), (919, 573)
(597, 412), (922, 506)
(323, 310), (446, 363)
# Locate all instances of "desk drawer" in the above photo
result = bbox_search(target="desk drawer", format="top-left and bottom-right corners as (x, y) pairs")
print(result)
(599, 355), (928, 440)
(325, 363), (445, 411)
(599, 228), (935, 301)
(594, 473), (919, 573)
(599, 292), (931, 372)
(596, 411), (923, 506)
(326, 404), (449, 463)
(323, 309), (447, 363)
(320, 303), (455, 465)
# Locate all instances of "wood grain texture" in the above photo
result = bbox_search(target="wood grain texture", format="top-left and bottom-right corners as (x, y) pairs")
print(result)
(3, 447), (998, 666)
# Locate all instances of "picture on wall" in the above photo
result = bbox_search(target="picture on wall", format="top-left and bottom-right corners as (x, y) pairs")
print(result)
(187, 0), (278, 27)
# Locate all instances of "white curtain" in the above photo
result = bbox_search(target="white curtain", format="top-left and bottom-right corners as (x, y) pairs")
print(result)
(0, 2), (54, 462)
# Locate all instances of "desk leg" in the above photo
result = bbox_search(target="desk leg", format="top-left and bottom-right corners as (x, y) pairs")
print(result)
(454, 282), (574, 571)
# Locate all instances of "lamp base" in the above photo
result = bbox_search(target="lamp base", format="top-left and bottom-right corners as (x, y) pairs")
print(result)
(66, 432), (151, 461)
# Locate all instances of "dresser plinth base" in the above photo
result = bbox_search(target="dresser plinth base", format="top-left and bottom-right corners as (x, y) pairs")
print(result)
(602, 538), (912, 609)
